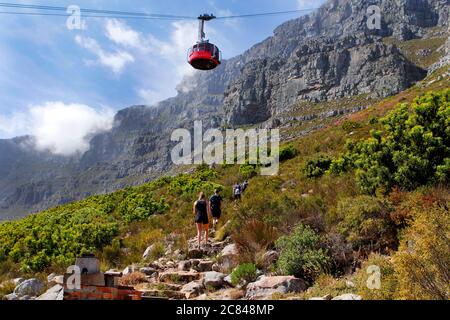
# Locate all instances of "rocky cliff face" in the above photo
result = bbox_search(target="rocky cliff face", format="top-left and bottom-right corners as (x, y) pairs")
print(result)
(223, 0), (448, 126)
(0, 0), (448, 220)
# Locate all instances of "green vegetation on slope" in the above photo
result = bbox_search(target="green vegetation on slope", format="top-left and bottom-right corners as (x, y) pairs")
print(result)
(0, 69), (448, 299)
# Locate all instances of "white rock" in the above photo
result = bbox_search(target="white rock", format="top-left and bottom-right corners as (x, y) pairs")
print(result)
(5, 293), (19, 300)
(219, 244), (239, 270)
(203, 271), (226, 288)
(143, 245), (155, 259)
(223, 275), (234, 287)
(180, 281), (204, 299)
(38, 284), (64, 300)
(332, 293), (362, 300)
(245, 276), (307, 300)
(12, 278), (25, 286)
(14, 278), (45, 297)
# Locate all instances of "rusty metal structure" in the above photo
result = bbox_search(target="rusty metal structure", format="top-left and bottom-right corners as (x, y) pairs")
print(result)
(63, 254), (142, 300)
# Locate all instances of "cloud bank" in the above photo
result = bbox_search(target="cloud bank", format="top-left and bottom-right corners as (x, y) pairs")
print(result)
(0, 102), (114, 156)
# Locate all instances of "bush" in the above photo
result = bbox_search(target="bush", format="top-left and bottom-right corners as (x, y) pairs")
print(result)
(276, 224), (330, 283)
(323, 232), (354, 276)
(331, 89), (450, 194)
(299, 274), (351, 300)
(102, 239), (122, 266)
(329, 196), (396, 253)
(354, 254), (399, 300)
(168, 167), (222, 199)
(118, 192), (169, 223)
(231, 264), (258, 286)
(233, 220), (279, 267)
(279, 145), (298, 161)
(239, 163), (258, 179)
(303, 156), (333, 178)
(394, 204), (450, 300)
(342, 120), (363, 133)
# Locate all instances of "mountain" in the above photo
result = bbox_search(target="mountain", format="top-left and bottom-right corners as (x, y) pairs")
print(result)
(0, 0), (448, 220)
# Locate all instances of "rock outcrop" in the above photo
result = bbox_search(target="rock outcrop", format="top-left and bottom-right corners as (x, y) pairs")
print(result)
(245, 276), (307, 300)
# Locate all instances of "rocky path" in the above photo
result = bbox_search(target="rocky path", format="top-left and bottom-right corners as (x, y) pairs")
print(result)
(2, 224), (362, 301)
(121, 229), (315, 300)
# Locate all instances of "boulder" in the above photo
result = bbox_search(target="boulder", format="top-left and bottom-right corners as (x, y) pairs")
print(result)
(202, 288), (245, 300)
(245, 276), (307, 300)
(188, 248), (203, 259)
(143, 244), (155, 260)
(122, 266), (135, 275)
(223, 275), (234, 287)
(219, 244), (239, 271)
(203, 272), (226, 288)
(139, 267), (157, 276)
(262, 251), (279, 268)
(180, 281), (204, 299)
(47, 274), (64, 287)
(178, 260), (191, 271)
(5, 293), (19, 300)
(12, 278), (25, 286)
(332, 293), (362, 300)
(14, 278), (45, 297)
(195, 260), (214, 272)
(37, 284), (64, 300)
(47, 273), (56, 283)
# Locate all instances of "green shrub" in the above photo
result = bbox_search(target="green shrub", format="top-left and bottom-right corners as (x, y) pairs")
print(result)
(239, 163), (258, 179)
(276, 224), (330, 283)
(329, 196), (396, 253)
(303, 156), (332, 178)
(342, 120), (363, 132)
(332, 89), (450, 194)
(231, 263), (258, 286)
(168, 167), (222, 198)
(118, 192), (169, 223)
(279, 145), (298, 161)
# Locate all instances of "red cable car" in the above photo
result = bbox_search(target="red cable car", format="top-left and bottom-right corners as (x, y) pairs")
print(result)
(188, 14), (221, 71)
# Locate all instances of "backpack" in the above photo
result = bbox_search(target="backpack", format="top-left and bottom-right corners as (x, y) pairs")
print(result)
(234, 185), (242, 195)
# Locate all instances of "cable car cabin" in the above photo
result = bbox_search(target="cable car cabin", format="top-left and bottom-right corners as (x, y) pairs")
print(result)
(188, 42), (221, 71)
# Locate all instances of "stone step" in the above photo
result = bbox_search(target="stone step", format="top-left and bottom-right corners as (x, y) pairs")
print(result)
(159, 271), (200, 284)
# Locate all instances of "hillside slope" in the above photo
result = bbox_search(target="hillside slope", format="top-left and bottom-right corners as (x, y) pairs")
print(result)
(0, 65), (448, 300)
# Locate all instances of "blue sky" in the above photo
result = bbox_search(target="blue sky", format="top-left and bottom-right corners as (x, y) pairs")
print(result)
(0, 0), (325, 150)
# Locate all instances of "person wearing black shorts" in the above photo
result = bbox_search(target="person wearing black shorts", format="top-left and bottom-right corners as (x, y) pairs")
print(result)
(209, 189), (223, 230)
(193, 192), (210, 248)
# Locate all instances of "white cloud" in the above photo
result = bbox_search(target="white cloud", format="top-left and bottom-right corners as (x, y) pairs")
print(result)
(105, 19), (142, 48)
(75, 35), (134, 74)
(297, 0), (311, 9)
(0, 102), (115, 156)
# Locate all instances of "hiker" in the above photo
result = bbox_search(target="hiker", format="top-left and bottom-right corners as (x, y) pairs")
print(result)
(233, 182), (242, 201)
(193, 192), (210, 248)
(209, 189), (223, 230)
(242, 180), (249, 192)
